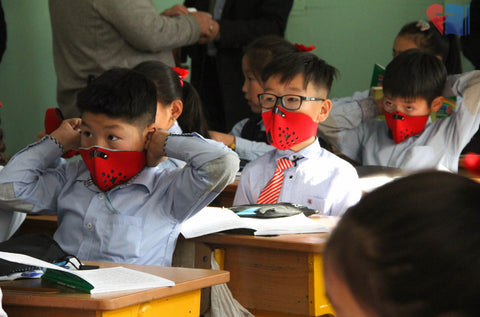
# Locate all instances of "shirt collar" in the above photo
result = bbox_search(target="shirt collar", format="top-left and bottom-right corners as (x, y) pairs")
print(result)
(273, 138), (322, 163)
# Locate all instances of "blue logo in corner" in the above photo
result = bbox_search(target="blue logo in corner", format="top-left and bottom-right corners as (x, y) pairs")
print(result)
(427, 3), (470, 36)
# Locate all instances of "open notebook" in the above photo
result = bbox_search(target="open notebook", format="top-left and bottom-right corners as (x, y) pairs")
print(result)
(180, 206), (330, 238)
(0, 251), (174, 294)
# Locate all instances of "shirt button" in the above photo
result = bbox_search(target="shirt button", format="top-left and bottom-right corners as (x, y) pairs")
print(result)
(97, 194), (104, 200)
(289, 175), (294, 180)
(86, 223), (93, 230)
(292, 155), (297, 160)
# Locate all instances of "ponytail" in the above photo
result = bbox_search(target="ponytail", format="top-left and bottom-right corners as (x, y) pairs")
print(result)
(178, 81), (210, 138)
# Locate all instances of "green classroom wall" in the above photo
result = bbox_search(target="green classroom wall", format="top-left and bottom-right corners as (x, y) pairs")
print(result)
(0, 0), (473, 157)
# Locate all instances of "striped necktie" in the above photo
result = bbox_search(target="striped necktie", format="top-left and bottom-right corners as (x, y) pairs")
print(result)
(256, 158), (293, 204)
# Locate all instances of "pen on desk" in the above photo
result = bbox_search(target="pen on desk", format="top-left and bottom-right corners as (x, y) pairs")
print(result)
(20, 271), (44, 278)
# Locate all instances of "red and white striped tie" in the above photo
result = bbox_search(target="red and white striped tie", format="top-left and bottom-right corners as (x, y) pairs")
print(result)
(256, 158), (293, 204)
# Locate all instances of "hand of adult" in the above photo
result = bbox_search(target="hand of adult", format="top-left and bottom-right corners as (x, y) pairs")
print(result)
(161, 4), (189, 17)
(191, 11), (214, 41)
(198, 20), (220, 44)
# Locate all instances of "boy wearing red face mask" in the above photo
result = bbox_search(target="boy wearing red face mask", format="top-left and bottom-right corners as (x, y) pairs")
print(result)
(328, 49), (480, 172)
(233, 52), (361, 216)
(0, 68), (239, 266)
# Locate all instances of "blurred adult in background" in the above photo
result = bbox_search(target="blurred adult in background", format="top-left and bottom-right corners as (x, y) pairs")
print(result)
(48, 0), (215, 119)
(461, 0), (480, 153)
(182, 0), (294, 132)
(462, 0), (480, 70)
(0, 0), (5, 63)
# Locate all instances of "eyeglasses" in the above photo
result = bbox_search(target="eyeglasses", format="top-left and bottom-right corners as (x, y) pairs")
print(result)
(257, 93), (325, 111)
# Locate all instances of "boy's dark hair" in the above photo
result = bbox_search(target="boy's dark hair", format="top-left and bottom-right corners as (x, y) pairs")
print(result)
(383, 49), (447, 106)
(76, 68), (157, 127)
(261, 52), (337, 95)
(398, 20), (462, 74)
(133, 61), (210, 138)
(325, 171), (480, 316)
(243, 35), (298, 80)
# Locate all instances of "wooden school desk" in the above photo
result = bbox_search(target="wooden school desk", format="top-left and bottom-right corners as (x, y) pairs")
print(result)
(191, 230), (335, 317)
(0, 261), (229, 317)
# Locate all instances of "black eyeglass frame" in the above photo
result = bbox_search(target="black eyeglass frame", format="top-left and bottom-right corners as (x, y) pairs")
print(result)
(257, 93), (325, 111)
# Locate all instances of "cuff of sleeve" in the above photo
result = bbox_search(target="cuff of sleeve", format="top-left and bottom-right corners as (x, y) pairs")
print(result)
(21, 136), (65, 166)
(185, 13), (201, 42)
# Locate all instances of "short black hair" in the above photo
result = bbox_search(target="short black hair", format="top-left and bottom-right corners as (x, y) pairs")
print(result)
(243, 35), (298, 80)
(383, 49), (446, 106)
(261, 52), (337, 95)
(325, 171), (480, 316)
(76, 68), (157, 127)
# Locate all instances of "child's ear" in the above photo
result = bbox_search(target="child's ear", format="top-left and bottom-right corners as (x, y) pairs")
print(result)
(144, 123), (156, 150)
(170, 99), (183, 121)
(316, 99), (332, 123)
(430, 96), (444, 113)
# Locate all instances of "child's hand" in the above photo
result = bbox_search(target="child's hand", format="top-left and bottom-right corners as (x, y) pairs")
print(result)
(209, 130), (235, 147)
(145, 128), (170, 167)
(50, 118), (82, 152)
(374, 97), (385, 115)
(36, 130), (46, 141)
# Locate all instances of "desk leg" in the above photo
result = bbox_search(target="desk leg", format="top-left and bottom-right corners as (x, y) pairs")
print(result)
(308, 253), (335, 317)
(99, 289), (201, 317)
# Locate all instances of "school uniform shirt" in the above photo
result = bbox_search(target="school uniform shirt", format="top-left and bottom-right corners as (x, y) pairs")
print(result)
(0, 134), (239, 266)
(161, 121), (186, 169)
(233, 139), (361, 216)
(333, 71), (480, 172)
(229, 117), (274, 162)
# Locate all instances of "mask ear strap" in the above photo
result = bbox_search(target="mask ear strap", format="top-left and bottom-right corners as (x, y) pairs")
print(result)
(273, 106), (286, 118)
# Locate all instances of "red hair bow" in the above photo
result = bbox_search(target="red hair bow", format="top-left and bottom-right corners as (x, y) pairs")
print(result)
(172, 67), (189, 79)
(294, 43), (316, 52)
(172, 67), (189, 87)
(463, 152), (480, 175)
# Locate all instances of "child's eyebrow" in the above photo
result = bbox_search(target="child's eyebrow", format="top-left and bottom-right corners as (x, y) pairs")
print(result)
(264, 86), (304, 93)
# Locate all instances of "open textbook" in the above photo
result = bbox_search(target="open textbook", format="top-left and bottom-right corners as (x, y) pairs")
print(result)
(0, 251), (174, 294)
(180, 206), (329, 238)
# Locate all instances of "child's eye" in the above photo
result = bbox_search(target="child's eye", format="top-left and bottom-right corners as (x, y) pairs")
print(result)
(384, 100), (394, 111)
(107, 135), (119, 141)
(82, 131), (92, 138)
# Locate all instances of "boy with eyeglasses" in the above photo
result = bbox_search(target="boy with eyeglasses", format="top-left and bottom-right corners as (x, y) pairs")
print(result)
(233, 52), (361, 216)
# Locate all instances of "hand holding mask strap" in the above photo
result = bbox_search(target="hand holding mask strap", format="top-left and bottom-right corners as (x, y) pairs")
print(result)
(78, 146), (146, 191)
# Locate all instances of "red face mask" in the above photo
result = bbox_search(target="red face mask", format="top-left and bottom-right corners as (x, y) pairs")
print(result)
(78, 146), (146, 191)
(384, 111), (429, 144)
(261, 106), (318, 150)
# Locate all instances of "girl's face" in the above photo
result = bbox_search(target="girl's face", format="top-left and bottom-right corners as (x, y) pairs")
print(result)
(392, 35), (419, 58)
(241, 56), (264, 114)
(154, 102), (173, 130)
